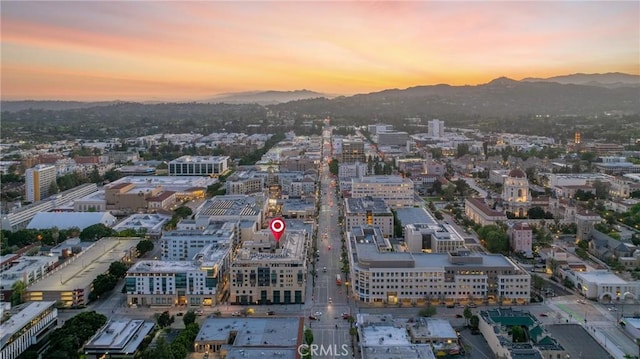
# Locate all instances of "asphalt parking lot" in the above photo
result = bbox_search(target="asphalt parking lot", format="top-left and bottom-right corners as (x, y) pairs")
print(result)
(545, 324), (612, 359)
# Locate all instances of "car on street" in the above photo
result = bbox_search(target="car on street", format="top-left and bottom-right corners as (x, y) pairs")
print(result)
(267, 310), (275, 316)
(539, 313), (548, 317)
(323, 266), (327, 272)
(232, 311), (241, 317)
(328, 298), (332, 304)
(177, 312), (184, 316)
(309, 315), (319, 320)
(467, 303), (477, 308)
(456, 314), (463, 318)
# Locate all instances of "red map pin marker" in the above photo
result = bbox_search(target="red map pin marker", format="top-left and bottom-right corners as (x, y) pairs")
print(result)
(270, 218), (286, 241)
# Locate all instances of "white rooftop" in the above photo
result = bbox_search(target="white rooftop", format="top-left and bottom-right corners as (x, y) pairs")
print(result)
(27, 212), (116, 230)
(578, 270), (629, 285)
(0, 301), (56, 347)
(129, 260), (202, 273)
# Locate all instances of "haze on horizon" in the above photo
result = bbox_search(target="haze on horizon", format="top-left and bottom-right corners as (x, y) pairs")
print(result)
(1, 1), (639, 102)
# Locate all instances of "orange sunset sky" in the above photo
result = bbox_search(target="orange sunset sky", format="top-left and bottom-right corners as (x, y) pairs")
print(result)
(1, 1), (639, 101)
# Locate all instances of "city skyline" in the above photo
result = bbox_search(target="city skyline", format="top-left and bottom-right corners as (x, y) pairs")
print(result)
(1, 1), (639, 101)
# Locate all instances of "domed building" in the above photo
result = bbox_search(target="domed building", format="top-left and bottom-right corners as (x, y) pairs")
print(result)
(501, 168), (531, 217)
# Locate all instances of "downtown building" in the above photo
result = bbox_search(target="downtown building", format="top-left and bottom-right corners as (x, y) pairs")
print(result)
(0, 301), (58, 359)
(229, 229), (309, 305)
(125, 243), (230, 307)
(347, 225), (530, 305)
(343, 197), (394, 237)
(350, 175), (415, 208)
(404, 223), (466, 253)
(160, 221), (235, 261)
(168, 155), (230, 176)
(25, 164), (57, 202)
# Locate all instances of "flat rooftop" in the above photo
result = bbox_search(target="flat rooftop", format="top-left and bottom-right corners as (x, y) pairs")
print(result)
(27, 237), (140, 292)
(395, 207), (437, 225)
(0, 301), (56, 346)
(223, 348), (296, 359)
(197, 195), (263, 217)
(110, 176), (216, 190)
(84, 319), (155, 353)
(578, 270), (628, 284)
(129, 260), (201, 273)
(361, 345), (436, 359)
(196, 317), (302, 347)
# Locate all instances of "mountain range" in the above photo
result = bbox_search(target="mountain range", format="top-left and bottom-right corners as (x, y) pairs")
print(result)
(2, 73), (639, 116)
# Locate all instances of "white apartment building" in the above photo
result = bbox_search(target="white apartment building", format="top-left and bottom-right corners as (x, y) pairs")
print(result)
(126, 244), (229, 307)
(343, 197), (394, 237)
(404, 223), (465, 253)
(161, 221), (235, 260)
(347, 226), (530, 305)
(0, 301), (58, 359)
(0, 256), (58, 292)
(351, 175), (415, 208)
(230, 229), (308, 305)
(168, 155), (230, 176)
(25, 164), (57, 202)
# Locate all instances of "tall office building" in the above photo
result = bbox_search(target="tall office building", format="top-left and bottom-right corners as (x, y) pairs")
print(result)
(25, 164), (57, 202)
(428, 119), (445, 138)
(341, 139), (365, 164)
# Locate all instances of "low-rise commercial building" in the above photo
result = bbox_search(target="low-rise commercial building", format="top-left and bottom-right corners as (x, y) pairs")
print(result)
(347, 225), (530, 305)
(357, 314), (436, 359)
(564, 269), (640, 302)
(344, 197), (394, 237)
(479, 307), (567, 359)
(194, 317), (303, 356)
(0, 301), (58, 359)
(83, 319), (156, 359)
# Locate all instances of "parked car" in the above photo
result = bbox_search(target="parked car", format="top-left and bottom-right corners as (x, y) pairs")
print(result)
(467, 303), (477, 308)
(539, 313), (548, 317)
(176, 312), (184, 316)
(455, 314), (463, 318)
(267, 310), (275, 316)
(231, 311), (241, 317)
(309, 315), (319, 320)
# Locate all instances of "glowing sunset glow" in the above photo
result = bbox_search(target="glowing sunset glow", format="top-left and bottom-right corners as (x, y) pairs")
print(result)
(1, 1), (638, 101)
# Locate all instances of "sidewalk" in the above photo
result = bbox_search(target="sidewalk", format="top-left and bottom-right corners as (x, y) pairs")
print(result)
(547, 298), (629, 358)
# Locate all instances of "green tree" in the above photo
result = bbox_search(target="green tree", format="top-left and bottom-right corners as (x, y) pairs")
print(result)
(79, 223), (116, 241)
(304, 327), (314, 345)
(109, 261), (128, 278)
(470, 315), (480, 331)
(183, 310), (196, 326)
(419, 306), (437, 317)
(136, 239), (154, 255)
(174, 206), (193, 218)
(511, 325), (526, 343)
(90, 273), (117, 300)
(329, 158), (339, 175)
(463, 307), (473, 326)
(10, 280), (26, 306)
(157, 311), (174, 328)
